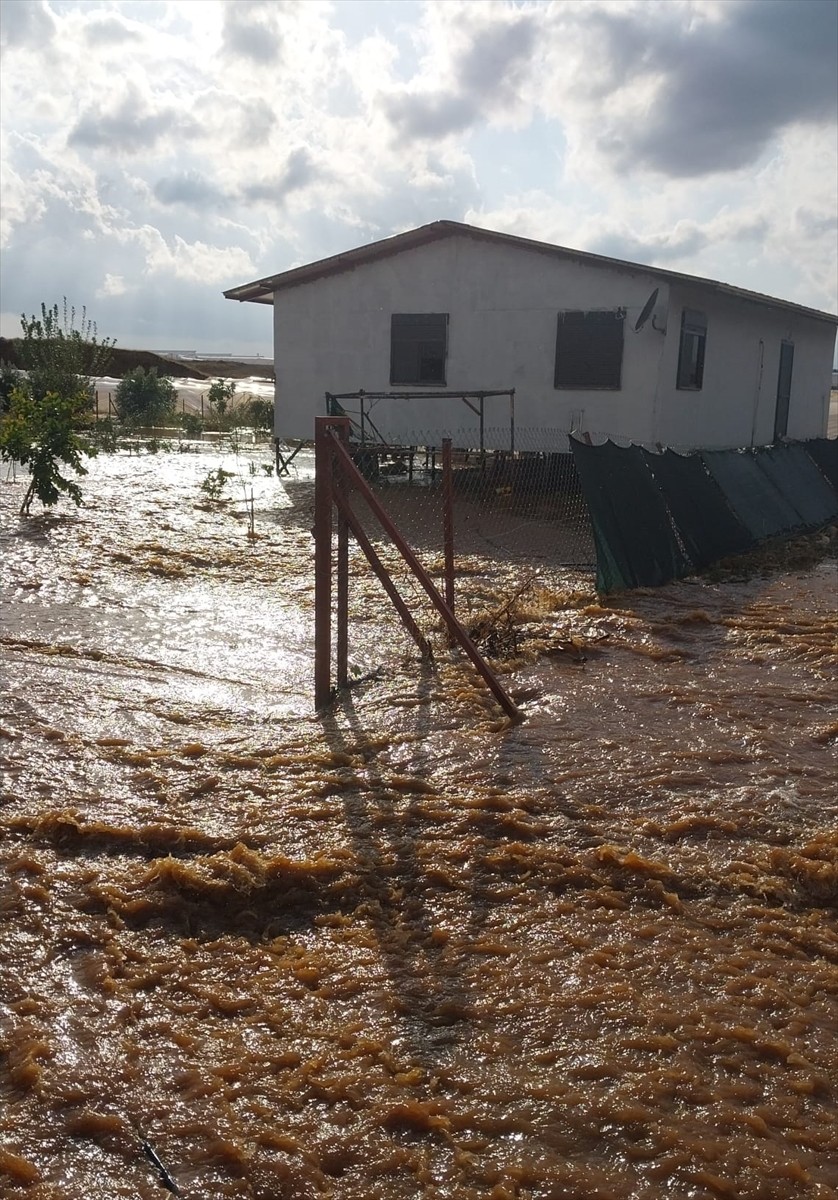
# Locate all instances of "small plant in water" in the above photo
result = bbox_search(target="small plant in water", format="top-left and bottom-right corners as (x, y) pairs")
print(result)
(86, 417), (119, 453)
(208, 378), (236, 419)
(242, 481), (257, 539)
(200, 467), (233, 502)
(179, 411), (204, 439)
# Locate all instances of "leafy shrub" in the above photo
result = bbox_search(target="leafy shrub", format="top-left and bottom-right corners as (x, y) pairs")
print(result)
(243, 397), (273, 432)
(0, 299), (113, 514)
(0, 386), (93, 515)
(86, 417), (119, 453)
(19, 299), (114, 408)
(179, 411), (204, 438)
(115, 367), (176, 428)
(0, 362), (22, 414)
(200, 467), (233, 501)
(208, 378), (236, 418)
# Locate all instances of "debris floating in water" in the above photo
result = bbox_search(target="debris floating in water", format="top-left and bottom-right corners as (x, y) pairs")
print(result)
(141, 1137), (181, 1196)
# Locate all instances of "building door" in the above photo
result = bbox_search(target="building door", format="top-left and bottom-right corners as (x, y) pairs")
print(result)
(773, 341), (794, 442)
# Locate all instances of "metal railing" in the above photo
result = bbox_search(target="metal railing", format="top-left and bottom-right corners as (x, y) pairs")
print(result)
(313, 417), (521, 721)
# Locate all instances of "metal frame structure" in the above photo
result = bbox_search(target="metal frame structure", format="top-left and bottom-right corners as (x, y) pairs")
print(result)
(314, 417), (520, 721)
(325, 389), (516, 454)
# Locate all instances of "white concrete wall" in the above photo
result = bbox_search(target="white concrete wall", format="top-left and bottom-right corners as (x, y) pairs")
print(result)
(655, 285), (836, 448)
(271, 233), (835, 450)
(273, 236), (668, 450)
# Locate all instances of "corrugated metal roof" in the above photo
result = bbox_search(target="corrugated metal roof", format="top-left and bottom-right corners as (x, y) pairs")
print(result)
(223, 220), (838, 324)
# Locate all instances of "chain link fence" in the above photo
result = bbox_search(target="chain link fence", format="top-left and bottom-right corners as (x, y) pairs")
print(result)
(306, 426), (596, 654)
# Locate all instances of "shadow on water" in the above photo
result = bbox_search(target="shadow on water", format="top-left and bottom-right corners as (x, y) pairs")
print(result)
(316, 663), (479, 1069)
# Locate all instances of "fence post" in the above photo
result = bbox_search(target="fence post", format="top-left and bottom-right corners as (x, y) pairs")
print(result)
(335, 422), (350, 690)
(328, 434), (521, 721)
(442, 438), (455, 615)
(314, 418), (335, 708)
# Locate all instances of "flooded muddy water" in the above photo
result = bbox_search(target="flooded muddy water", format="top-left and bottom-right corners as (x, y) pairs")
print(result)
(1, 445), (837, 1199)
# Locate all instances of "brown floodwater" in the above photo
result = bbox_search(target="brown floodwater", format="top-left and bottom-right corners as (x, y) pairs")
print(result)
(1, 445), (837, 1199)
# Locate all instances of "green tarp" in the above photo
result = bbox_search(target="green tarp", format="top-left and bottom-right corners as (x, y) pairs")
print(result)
(755, 444), (838, 529)
(806, 438), (838, 490)
(570, 439), (690, 594)
(571, 437), (838, 594)
(642, 449), (753, 568)
(700, 449), (804, 542)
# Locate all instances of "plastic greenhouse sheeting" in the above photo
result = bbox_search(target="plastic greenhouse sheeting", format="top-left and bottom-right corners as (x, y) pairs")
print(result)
(570, 439), (690, 593)
(700, 449), (804, 542)
(642, 449), (753, 568)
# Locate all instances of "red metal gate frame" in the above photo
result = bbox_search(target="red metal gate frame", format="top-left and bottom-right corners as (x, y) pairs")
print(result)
(314, 417), (521, 721)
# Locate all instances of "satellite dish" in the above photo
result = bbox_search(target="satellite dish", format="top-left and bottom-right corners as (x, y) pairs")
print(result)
(635, 287), (659, 332)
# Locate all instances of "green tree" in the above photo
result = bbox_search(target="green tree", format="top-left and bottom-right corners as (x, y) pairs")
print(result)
(208, 378), (236, 424)
(0, 362), (21, 414)
(0, 386), (92, 515)
(243, 397), (273, 433)
(19, 299), (114, 407)
(178, 410), (204, 438)
(0, 300), (113, 515)
(115, 367), (177, 428)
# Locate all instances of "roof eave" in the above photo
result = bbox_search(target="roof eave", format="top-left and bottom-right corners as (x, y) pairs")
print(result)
(223, 220), (838, 325)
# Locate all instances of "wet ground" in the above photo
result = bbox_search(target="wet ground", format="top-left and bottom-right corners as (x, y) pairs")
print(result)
(1, 444), (837, 1199)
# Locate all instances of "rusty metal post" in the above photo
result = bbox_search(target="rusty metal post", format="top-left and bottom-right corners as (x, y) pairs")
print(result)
(332, 487), (430, 657)
(329, 435), (521, 721)
(335, 422), (350, 690)
(314, 417), (335, 708)
(442, 438), (455, 616)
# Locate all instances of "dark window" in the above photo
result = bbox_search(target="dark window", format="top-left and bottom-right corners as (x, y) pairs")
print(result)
(390, 313), (448, 385)
(554, 310), (624, 389)
(676, 309), (707, 390)
(773, 340), (794, 442)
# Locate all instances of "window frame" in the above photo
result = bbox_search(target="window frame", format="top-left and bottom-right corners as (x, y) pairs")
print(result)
(553, 309), (625, 391)
(390, 313), (449, 387)
(676, 308), (707, 391)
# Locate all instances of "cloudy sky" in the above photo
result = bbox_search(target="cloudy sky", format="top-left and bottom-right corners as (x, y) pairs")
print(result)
(1, 0), (836, 356)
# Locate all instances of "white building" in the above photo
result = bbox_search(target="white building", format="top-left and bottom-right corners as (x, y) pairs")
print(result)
(225, 221), (837, 452)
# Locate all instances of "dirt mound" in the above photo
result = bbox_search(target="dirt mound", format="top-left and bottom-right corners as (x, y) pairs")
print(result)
(182, 357), (274, 381)
(0, 339), (273, 382)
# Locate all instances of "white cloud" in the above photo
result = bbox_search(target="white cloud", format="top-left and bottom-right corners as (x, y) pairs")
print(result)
(97, 273), (129, 298)
(0, 0), (833, 355)
(119, 226), (256, 284)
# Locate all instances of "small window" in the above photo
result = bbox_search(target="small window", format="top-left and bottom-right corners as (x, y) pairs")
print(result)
(390, 313), (448, 385)
(676, 309), (707, 390)
(554, 310), (624, 390)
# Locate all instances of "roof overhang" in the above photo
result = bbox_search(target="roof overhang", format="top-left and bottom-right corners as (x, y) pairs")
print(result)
(223, 220), (838, 326)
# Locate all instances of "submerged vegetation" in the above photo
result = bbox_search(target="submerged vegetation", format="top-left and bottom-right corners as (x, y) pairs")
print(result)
(17, 299), (114, 405)
(114, 366), (177, 429)
(0, 300), (114, 515)
(0, 387), (92, 516)
(0, 300), (274, 516)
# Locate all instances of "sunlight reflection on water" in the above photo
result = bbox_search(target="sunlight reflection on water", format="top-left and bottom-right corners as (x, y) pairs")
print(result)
(1, 444), (836, 1200)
